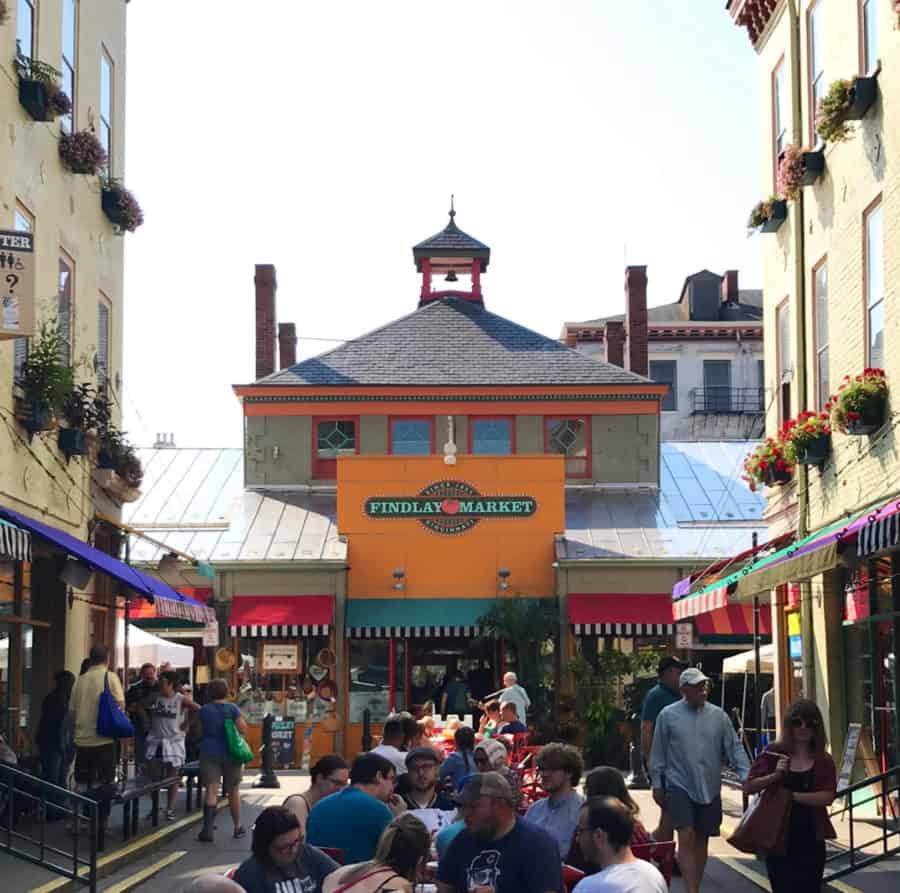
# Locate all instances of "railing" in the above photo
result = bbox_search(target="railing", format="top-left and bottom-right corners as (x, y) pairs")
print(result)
(823, 765), (900, 882)
(0, 763), (99, 892)
(689, 387), (765, 414)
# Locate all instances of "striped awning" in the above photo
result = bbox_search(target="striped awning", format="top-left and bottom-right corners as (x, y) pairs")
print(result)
(673, 584), (729, 621)
(573, 623), (674, 636)
(228, 595), (333, 638)
(858, 510), (900, 558)
(347, 624), (481, 639)
(344, 598), (516, 639)
(0, 520), (31, 562)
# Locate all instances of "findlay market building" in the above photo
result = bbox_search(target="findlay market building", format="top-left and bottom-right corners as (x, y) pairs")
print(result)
(126, 211), (767, 763)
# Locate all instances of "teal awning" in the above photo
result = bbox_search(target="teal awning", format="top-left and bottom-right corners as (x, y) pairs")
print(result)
(346, 598), (540, 637)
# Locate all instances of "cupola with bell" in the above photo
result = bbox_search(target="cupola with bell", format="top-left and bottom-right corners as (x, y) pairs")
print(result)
(412, 197), (491, 306)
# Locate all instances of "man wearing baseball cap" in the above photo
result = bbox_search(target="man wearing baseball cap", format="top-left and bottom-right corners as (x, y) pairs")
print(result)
(649, 667), (750, 893)
(437, 772), (561, 893)
(639, 656), (686, 841)
(400, 747), (455, 810)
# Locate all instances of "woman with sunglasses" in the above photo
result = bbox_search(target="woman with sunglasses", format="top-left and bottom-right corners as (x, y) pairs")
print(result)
(233, 805), (339, 893)
(742, 699), (837, 892)
(284, 754), (349, 832)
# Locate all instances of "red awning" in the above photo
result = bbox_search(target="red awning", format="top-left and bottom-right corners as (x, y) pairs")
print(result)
(228, 595), (333, 637)
(569, 593), (674, 636)
(694, 604), (772, 637)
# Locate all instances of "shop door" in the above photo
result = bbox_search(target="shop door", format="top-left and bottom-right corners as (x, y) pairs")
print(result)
(873, 622), (898, 771)
(0, 623), (32, 751)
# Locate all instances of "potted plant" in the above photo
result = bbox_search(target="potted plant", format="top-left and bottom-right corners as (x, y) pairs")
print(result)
(743, 438), (793, 491)
(58, 382), (95, 461)
(116, 443), (144, 490)
(816, 76), (878, 143)
(828, 368), (888, 435)
(19, 320), (74, 439)
(14, 47), (72, 122)
(59, 130), (108, 175)
(782, 411), (831, 467)
(97, 424), (124, 469)
(93, 429), (142, 501)
(747, 196), (787, 234)
(101, 180), (145, 232)
(777, 145), (825, 199)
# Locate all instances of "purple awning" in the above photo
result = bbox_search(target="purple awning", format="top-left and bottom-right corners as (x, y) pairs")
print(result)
(0, 507), (215, 624)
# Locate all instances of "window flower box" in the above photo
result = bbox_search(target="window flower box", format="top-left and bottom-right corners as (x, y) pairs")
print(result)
(101, 183), (145, 233)
(793, 433), (830, 466)
(15, 52), (71, 123)
(58, 427), (87, 462)
(748, 198), (787, 234)
(778, 146), (825, 200)
(782, 411), (831, 467)
(743, 439), (794, 491)
(828, 369), (887, 436)
(817, 76), (878, 144)
(799, 148), (826, 185)
(764, 466), (792, 487)
(92, 468), (141, 503)
(59, 130), (108, 175)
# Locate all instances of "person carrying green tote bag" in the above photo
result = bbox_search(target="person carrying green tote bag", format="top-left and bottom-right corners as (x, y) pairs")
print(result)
(198, 679), (250, 842)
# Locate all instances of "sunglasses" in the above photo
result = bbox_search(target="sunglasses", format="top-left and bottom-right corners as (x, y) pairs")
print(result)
(789, 717), (820, 729)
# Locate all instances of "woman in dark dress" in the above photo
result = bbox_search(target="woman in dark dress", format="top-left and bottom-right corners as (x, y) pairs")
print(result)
(743, 699), (837, 892)
(37, 670), (76, 789)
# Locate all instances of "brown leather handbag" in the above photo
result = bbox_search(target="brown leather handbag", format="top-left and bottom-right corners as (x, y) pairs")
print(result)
(727, 783), (792, 855)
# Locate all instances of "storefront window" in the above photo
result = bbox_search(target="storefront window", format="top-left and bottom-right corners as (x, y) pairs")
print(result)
(470, 418), (513, 455)
(313, 418), (357, 478)
(390, 418), (433, 455)
(545, 417), (590, 478)
(349, 640), (391, 723)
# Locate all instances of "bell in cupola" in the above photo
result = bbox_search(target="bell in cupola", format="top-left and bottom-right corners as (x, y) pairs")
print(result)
(444, 270), (458, 283)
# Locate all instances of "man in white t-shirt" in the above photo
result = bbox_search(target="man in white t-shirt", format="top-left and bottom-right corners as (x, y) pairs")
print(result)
(573, 797), (666, 893)
(369, 716), (408, 776)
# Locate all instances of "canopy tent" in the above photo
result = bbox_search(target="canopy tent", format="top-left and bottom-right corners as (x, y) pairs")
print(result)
(722, 643), (776, 675)
(115, 622), (194, 669)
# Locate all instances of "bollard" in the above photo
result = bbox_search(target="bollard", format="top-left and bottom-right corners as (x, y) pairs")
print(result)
(253, 713), (281, 789)
(362, 708), (372, 752)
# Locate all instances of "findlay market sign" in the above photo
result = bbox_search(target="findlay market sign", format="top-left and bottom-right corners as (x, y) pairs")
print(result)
(365, 480), (537, 535)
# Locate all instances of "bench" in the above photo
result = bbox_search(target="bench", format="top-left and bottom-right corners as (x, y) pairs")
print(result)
(85, 777), (172, 851)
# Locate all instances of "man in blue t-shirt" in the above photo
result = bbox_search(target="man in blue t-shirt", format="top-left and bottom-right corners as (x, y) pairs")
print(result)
(306, 752), (399, 864)
(437, 772), (561, 893)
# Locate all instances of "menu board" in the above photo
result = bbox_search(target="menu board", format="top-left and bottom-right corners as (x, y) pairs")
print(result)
(837, 723), (862, 792)
(271, 719), (296, 767)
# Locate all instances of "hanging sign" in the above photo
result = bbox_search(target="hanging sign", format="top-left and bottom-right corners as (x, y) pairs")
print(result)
(365, 480), (537, 535)
(261, 643), (301, 673)
(837, 722), (862, 792)
(271, 719), (296, 767)
(203, 620), (219, 647)
(0, 230), (35, 340)
(675, 623), (693, 649)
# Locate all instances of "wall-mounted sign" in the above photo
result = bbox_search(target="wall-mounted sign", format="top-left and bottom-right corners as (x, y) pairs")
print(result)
(0, 230), (35, 340)
(365, 480), (537, 535)
(675, 623), (693, 649)
(261, 643), (301, 673)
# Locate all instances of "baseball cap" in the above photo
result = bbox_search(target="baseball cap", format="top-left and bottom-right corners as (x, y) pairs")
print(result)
(405, 746), (441, 769)
(454, 771), (515, 806)
(657, 656), (687, 676)
(679, 667), (710, 687)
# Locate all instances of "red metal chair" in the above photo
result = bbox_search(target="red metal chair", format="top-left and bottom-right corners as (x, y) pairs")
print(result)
(562, 864), (585, 893)
(632, 840), (675, 888)
(510, 732), (531, 763)
(318, 846), (345, 864)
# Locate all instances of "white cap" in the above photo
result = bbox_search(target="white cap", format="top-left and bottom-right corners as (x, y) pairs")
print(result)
(679, 667), (710, 687)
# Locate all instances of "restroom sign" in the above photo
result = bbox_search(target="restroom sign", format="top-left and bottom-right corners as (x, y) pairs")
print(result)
(0, 230), (35, 340)
(365, 480), (537, 535)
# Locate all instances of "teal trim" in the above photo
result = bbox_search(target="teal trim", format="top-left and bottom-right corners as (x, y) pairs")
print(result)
(345, 597), (544, 629)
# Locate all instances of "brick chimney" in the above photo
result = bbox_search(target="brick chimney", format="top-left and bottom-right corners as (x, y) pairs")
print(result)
(278, 322), (297, 370)
(721, 269), (739, 303)
(604, 321), (625, 367)
(624, 265), (648, 377)
(255, 264), (277, 379)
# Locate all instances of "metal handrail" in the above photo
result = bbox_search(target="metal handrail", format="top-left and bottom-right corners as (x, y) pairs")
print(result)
(823, 765), (900, 882)
(0, 762), (98, 892)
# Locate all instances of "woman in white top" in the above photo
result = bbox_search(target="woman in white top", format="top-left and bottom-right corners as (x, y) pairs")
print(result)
(145, 670), (197, 820)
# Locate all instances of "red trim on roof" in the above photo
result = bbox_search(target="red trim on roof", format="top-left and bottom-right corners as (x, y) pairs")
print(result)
(228, 595), (334, 627)
(569, 593), (673, 625)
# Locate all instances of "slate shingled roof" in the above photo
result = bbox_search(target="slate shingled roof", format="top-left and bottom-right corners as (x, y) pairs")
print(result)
(251, 297), (653, 388)
(580, 294), (763, 326)
(413, 211), (491, 270)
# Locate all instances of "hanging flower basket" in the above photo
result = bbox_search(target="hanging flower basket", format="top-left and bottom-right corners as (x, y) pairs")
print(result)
(782, 411), (832, 467)
(58, 427), (87, 462)
(828, 368), (887, 435)
(816, 76), (878, 144)
(747, 197), (787, 234)
(764, 466), (792, 486)
(777, 145), (826, 200)
(743, 439), (794, 491)
(14, 52), (71, 122)
(59, 130), (108, 175)
(101, 183), (145, 233)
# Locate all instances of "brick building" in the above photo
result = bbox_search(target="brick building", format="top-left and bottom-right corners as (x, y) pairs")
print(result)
(675, 1), (900, 777)
(561, 268), (765, 441)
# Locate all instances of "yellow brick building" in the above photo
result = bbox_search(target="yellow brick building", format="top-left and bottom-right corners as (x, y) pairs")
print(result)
(713, 0), (900, 772)
(0, 0), (132, 723)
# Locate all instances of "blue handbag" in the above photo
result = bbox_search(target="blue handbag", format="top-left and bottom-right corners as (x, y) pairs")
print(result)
(97, 673), (135, 739)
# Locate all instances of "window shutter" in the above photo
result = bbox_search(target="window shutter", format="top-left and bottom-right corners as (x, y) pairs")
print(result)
(97, 301), (110, 390)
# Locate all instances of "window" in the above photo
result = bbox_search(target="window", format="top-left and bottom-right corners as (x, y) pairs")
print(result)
(808, 1), (825, 143)
(544, 417), (590, 478)
(12, 205), (32, 382)
(777, 300), (792, 422)
(861, 0), (878, 75)
(389, 418), (433, 455)
(61, 0), (77, 133)
(773, 60), (788, 172)
(58, 254), (74, 365)
(100, 50), (113, 170)
(470, 417), (514, 454)
(703, 360), (732, 411)
(97, 297), (110, 392)
(865, 200), (884, 369)
(649, 360), (677, 411)
(16, 0), (35, 58)
(813, 259), (829, 408)
(313, 417), (357, 479)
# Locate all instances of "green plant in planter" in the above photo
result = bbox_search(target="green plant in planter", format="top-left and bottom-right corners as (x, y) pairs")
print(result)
(116, 442), (143, 489)
(61, 382), (96, 429)
(20, 320), (74, 434)
(827, 368), (887, 433)
(14, 44), (72, 119)
(816, 79), (855, 143)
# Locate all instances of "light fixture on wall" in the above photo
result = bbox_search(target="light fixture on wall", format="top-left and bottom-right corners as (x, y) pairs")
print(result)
(393, 568), (406, 591)
(498, 568), (511, 591)
(59, 557), (93, 590)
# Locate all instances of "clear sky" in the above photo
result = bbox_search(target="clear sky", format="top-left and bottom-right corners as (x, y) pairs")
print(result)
(122, 0), (761, 449)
